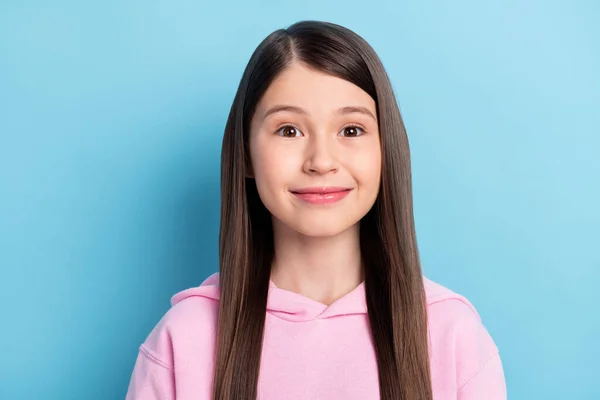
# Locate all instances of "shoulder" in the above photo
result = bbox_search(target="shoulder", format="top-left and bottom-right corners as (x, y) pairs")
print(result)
(423, 276), (497, 348)
(423, 277), (501, 388)
(162, 272), (221, 333)
(138, 273), (220, 369)
(424, 276), (487, 330)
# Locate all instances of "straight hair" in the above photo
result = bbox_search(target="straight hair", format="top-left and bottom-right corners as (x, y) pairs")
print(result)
(215, 20), (432, 400)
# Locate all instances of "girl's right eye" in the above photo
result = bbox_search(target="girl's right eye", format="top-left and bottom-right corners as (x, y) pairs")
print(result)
(275, 125), (303, 138)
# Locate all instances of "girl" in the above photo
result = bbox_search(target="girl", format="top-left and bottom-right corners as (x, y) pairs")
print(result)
(126, 20), (506, 400)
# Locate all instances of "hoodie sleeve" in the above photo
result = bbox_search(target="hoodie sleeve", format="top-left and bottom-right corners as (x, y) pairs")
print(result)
(124, 278), (219, 400)
(451, 299), (507, 400)
(457, 351), (506, 400)
(125, 344), (175, 400)
(125, 306), (178, 400)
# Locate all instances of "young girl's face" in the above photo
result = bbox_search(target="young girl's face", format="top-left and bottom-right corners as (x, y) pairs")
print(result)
(249, 62), (381, 238)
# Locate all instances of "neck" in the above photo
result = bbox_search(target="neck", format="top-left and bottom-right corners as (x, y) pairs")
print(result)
(270, 219), (364, 306)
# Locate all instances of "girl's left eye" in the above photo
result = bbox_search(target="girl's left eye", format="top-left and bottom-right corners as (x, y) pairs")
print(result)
(339, 125), (366, 137)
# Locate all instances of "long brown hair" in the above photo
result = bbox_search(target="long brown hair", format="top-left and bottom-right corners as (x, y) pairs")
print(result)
(215, 20), (432, 399)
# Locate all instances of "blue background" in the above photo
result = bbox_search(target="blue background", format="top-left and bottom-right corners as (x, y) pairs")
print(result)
(1, 1), (598, 399)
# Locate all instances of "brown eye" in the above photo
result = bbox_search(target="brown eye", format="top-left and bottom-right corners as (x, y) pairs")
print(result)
(277, 125), (302, 137)
(340, 125), (365, 137)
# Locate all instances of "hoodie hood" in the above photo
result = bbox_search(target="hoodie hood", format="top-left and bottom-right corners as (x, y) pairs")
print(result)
(171, 272), (367, 322)
(170, 272), (471, 323)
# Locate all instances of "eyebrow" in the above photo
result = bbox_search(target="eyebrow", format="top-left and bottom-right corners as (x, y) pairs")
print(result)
(262, 105), (378, 122)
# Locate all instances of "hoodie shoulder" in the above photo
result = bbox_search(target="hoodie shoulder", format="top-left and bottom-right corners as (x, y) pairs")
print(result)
(137, 273), (220, 370)
(170, 272), (221, 306)
(423, 277), (501, 391)
(423, 276), (480, 317)
(423, 277), (488, 343)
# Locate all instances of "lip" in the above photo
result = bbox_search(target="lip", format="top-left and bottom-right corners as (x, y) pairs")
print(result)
(290, 187), (353, 205)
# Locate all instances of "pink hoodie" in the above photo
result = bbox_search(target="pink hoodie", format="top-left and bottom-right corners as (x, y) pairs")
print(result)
(126, 273), (506, 399)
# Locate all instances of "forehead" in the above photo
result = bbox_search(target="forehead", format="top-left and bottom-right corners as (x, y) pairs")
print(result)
(254, 62), (376, 121)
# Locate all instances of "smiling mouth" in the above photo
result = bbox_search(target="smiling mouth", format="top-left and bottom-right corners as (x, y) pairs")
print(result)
(290, 187), (353, 194)
(290, 187), (353, 204)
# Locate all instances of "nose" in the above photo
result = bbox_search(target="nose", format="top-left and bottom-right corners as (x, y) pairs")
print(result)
(302, 133), (339, 175)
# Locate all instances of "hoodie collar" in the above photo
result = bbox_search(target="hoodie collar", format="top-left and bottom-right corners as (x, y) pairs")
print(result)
(171, 272), (367, 322)
(170, 272), (460, 323)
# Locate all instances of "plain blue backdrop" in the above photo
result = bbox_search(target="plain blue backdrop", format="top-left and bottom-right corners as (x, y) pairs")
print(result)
(1, 1), (598, 399)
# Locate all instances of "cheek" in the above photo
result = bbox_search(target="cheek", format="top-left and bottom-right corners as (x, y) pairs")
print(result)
(251, 139), (300, 193)
(352, 141), (382, 186)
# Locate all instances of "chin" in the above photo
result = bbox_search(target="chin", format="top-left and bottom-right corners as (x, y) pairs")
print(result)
(290, 217), (359, 239)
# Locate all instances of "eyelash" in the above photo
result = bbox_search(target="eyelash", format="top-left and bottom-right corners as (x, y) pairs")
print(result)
(275, 124), (366, 138)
